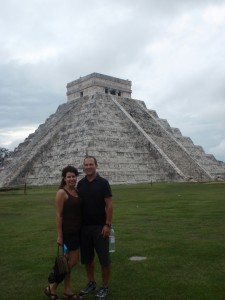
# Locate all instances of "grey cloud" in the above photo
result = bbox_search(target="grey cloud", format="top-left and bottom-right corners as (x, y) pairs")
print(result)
(0, 0), (225, 161)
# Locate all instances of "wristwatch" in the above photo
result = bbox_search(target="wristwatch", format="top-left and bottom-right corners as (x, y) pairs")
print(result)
(105, 223), (112, 229)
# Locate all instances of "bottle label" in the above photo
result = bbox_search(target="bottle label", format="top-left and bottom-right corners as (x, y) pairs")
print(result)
(110, 236), (115, 243)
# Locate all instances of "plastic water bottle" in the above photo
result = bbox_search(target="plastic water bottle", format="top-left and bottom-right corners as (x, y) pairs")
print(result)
(109, 228), (115, 253)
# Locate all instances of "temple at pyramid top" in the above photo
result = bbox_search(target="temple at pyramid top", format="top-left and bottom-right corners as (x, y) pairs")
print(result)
(66, 72), (132, 102)
(0, 71), (225, 187)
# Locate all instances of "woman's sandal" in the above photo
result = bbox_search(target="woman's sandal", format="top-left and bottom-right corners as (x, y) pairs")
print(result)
(44, 286), (59, 300)
(63, 293), (83, 299)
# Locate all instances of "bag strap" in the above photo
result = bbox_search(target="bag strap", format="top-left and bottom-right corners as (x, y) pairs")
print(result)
(57, 245), (63, 257)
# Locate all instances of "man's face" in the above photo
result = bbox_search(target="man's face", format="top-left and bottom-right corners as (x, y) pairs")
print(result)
(83, 157), (97, 176)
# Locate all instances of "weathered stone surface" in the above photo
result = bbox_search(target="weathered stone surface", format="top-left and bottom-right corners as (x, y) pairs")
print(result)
(67, 72), (132, 101)
(0, 73), (224, 187)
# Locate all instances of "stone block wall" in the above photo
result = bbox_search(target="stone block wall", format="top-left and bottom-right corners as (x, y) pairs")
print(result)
(0, 92), (224, 187)
(67, 73), (132, 101)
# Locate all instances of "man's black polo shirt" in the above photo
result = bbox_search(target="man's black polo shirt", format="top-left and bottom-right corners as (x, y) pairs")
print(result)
(77, 174), (112, 226)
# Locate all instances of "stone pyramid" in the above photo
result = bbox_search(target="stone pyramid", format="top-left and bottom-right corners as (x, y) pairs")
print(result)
(0, 73), (224, 187)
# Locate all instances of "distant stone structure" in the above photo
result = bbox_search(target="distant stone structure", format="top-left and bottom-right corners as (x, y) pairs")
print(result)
(0, 72), (224, 187)
(67, 73), (132, 101)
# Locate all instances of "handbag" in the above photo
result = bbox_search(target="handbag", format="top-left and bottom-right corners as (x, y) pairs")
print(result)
(48, 245), (70, 284)
(55, 245), (70, 275)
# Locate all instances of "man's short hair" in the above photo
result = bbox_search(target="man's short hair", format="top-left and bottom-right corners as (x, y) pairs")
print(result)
(84, 155), (98, 166)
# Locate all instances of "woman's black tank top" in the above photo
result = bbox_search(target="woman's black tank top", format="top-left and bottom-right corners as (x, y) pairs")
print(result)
(62, 188), (82, 233)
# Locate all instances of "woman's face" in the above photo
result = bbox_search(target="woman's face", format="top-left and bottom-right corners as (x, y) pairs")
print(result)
(64, 172), (77, 187)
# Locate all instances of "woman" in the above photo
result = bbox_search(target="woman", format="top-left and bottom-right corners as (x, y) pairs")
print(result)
(44, 166), (82, 300)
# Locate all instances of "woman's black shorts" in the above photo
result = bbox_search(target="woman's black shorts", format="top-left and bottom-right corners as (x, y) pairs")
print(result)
(63, 232), (80, 251)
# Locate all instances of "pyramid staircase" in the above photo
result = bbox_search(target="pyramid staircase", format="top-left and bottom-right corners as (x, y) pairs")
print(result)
(0, 93), (224, 186)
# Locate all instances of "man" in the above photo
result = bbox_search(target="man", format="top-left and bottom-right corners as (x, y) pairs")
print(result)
(77, 156), (113, 299)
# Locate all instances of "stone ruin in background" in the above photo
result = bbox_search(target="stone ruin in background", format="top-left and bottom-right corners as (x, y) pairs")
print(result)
(0, 72), (225, 187)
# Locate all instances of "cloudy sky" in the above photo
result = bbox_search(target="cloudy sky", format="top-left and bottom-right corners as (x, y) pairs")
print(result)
(0, 0), (225, 162)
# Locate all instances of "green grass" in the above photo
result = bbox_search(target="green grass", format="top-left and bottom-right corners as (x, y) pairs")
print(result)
(0, 183), (225, 299)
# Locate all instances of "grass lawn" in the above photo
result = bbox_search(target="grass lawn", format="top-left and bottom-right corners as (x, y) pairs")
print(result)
(0, 182), (225, 300)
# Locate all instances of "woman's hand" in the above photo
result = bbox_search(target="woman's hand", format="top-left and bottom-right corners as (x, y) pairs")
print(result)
(57, 235), (63, 246)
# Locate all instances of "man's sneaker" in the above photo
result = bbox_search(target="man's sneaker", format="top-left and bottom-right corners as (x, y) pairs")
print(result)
(79, 281), (96, 296)
(94, 287), (109, 299)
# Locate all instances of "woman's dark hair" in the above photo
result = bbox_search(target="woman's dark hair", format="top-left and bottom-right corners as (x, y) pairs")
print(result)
(59, 165), (79, 188)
